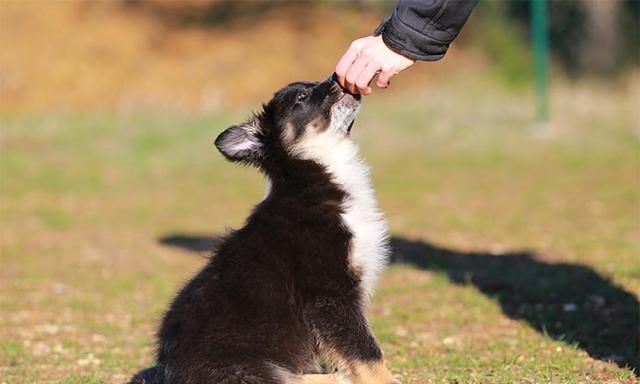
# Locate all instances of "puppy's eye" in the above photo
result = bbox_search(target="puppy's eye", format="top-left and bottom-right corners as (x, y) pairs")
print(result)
(297, 90), (310, 101)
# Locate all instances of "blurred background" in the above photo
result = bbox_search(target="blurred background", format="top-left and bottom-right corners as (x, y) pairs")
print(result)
(1, 1), (638, 383)
(1, 0), (639, 111)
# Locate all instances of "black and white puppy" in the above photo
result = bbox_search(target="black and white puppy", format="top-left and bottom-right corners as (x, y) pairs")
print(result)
(131, 75), (397, 384)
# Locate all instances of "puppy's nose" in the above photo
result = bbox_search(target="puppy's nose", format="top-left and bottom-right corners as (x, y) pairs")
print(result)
(324, 73), (339, 85)
(321, 73), (344, 95)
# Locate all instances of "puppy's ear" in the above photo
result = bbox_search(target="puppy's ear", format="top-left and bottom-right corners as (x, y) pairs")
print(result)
(214, 122), (263, 163)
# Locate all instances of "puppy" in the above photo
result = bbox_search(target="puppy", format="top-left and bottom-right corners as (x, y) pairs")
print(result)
(130, 75), (397, 384)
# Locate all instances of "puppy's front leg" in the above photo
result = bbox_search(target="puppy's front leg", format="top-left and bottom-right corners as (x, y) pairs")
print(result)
(300, 374), (338, 384)
(305, 296), (399, 384)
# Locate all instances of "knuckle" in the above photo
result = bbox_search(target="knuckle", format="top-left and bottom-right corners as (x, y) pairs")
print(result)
(380, 64), (393, 73)
(361, 48), (374, 59)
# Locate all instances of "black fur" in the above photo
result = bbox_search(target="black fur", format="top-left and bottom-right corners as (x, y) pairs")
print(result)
(130, 77), (381, 384)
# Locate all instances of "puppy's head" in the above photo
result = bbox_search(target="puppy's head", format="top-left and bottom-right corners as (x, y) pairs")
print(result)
(214, 75), (361, 174)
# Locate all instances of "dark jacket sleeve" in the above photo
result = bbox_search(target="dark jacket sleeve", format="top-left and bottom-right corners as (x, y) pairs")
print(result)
(374, 0), (478, 61)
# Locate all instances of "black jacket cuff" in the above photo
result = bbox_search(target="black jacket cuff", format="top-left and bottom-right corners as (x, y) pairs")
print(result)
(374, 15), (448, 61)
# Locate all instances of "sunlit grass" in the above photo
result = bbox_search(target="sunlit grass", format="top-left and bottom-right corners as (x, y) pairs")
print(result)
(1, 78), (638, 383)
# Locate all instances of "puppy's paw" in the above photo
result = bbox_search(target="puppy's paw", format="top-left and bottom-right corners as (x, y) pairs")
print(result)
(382, 375), (401, 384)
(351, 363), (401, 384)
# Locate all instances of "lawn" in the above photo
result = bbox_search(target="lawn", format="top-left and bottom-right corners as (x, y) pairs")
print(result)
(1, 76), (638, 383)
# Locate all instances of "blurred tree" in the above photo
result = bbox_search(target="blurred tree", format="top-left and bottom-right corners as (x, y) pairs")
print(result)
(579, 0), (619, 73)
(471, 1), (533, 87)
(120, 0), (637, 75)
(619, 0), (640, 69)
(507, 0), (638, 75)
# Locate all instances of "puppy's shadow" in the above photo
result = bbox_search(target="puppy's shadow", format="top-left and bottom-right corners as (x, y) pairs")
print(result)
(158, 233), (639, 375)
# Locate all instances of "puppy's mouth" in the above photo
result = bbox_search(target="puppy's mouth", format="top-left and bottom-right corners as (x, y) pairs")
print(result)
(329, 83), (361, 134)
(334, 82), (361, 104)
(337, 88), (361, 102)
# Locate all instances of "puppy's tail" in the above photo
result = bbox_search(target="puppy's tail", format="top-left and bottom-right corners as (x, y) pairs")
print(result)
(128, 366), (161, 384)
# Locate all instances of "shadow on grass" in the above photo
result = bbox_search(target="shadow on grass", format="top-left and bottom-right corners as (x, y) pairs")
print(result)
(159, 234), (639, 375)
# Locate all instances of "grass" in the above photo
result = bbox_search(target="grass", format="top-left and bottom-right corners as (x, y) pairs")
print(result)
(1, 76), (638, 383)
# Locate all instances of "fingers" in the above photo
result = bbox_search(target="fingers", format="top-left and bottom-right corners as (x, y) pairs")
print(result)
(336, 35), (414, 95)
(344, 54), (369, 94)
(376, 68), (394, 89)
(354, 62), (381, 95)
(335, 41), (363, 88)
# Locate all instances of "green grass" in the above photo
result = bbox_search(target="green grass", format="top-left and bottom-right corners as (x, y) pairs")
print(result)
(1, 77), (638, 383)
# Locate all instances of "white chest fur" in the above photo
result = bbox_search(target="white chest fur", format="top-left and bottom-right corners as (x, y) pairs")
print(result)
(293, 135), (390, 299)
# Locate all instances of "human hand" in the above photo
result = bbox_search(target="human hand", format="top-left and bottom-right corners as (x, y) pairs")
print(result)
(335, 35), (415, 95)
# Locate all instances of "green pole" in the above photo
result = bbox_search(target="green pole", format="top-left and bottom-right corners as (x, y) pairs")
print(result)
(531, 0), (549, 122)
